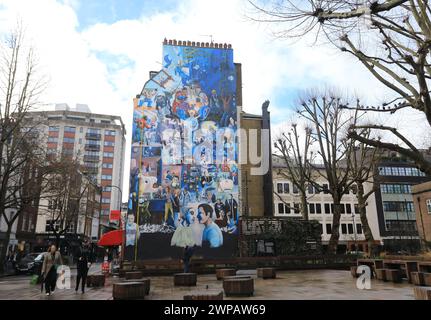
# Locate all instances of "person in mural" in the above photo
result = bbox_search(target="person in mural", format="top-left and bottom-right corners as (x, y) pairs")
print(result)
(220, 95), (233, 127)
(197, 204), (223, 248)
(172, 188), (181, 227)
(126, 214), (140, 246)
(204, 188), (216, 205)
(170, 207), (194, 248)
(224, 194), (238, 225)
(163, 186), (174, 227)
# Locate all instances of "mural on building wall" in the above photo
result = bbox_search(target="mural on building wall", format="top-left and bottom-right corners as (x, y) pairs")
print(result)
(126, 43), (239, 260)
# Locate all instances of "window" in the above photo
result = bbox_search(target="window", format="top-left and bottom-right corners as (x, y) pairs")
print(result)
(63, 137), (75, 143)
(331, 204), (334, 214)
(283, 183), (289, 194)
(85, 151), (99, 156)
(323, 184), (329, 194)
(285, 204), (291, 214)
(383, 201), (414, 212)
(427, 199), (431, 214)
(45, 220), (60, 232)
(101, 209), (110, 216)
(354, 204), (360, 214)
(293, 203), (300, 214)
(49, 126), (60, 132)
(341, 204), (346, 214)
(101, 175), (112, 180)
(103, 152), (114, 158)
(278, 203), (285, 214)
(341, 224), (347, 235)
(292, 184), (299, 194)
(88, 128), (101, 134)
(326, 224), (332, 234)
(48, 137), (58, 143)
(378, 166), (426, 177)
(277, 183), (283, 194)
(102, 198), (111, 204)
(356, 224), (363, 234)
(105, 130), (116, 136)
(80, 127), (83, 133)
(346, 203), (352, 214)
(318, 224), (323, 234)
(348, 224), (354, 235)
(324, 203), (331, 214)
(380, 184), (412, 194)
(87, 140), (100, 145)
(64, 126), (76, 133)
(102, 163), (113, 169)
(309, 203), (315, 214)
(316, 203), (322, 214)
(307, 185), (314, 194)
(104, 141), (115, 147)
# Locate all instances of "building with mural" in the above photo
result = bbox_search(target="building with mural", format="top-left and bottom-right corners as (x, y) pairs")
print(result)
(126, 39), (273, 261)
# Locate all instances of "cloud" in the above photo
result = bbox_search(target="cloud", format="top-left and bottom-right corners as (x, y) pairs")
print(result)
(0, 0), (428, 198)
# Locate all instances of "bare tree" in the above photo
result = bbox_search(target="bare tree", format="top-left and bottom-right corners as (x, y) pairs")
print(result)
(0, 24), (48, 271)
(274, 123), (316, 220)
(247, 0), (431, 175)
(298, 92), (358, 253)
(346, 127), (382, 256)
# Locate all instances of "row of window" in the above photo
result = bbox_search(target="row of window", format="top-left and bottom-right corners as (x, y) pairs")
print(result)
(48, 126), (116, 136)
(101, 198), (111, 204)
(276, 182), (354, 195)
(63, 137), (75, 144)
(380, 184), (412, 194)
(277, 202), (362, 215)
(378, 166), (426, 177)
(45, 220), (75, 233)
(382, 201), (414, 212)
(102, 163), (113, 169)
(101, 175), (112, 180)
(320, 223), (363, 235)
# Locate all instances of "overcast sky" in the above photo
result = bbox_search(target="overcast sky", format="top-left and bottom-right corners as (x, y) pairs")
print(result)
(0, 0), (428, 200)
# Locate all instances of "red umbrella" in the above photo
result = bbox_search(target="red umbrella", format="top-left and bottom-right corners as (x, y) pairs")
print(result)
(98, 230), (123, 246)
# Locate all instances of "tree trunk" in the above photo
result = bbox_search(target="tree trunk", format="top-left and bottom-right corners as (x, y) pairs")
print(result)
(328, 199), (342, 254)
(300, 191), (309, 221)
(0, 225), (12, 274)
(357, 182), (376, 256)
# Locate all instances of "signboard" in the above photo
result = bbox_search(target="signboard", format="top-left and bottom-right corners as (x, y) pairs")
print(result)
(110, 210), (121, 221)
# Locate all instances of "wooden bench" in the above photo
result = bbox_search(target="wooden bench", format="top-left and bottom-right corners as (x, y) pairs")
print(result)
(125, 271), (143, 280)
(385, 269), (403, 283)
(411, 272), (425, 286)
(216, 269), (236, 280)
(424, 273), (431, 286)
(184, 290), (224, 300)
(174, 273), (197, 286)
(113, 282), (146, 300)
(413, 286), (431, 300)
(86, 274), (105, 287)
(375, 269), (387, 281)
(223, 275), (252, 280)
(223, 278), (254, 297)
(257, 267), (276, 279)
(122, 279), (151, 295)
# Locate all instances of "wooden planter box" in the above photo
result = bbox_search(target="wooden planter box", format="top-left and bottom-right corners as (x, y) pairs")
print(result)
(257, 268), (276, 279)
(123, 279), (151, 295)
(375, 269), (387, 281)
(216, 269), (236, 280)
(125, 271), (143, 280)
(174, 273), (197, 286)
(184, 291), (224, 300)
(424, 273), (431, 286)
(386, 269), (403, 283)
(113, 282), (146, 300)
(86, 274), (105, 287)
(411, 272), (425, 286)
(414, 287), (431, 300)
(223, 278), (254, 297)
(223, 276), (252, 280)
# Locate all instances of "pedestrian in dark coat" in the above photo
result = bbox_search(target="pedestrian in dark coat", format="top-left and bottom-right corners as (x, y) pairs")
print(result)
(183, 246), (194, 273)
(75, 242), (92, 293)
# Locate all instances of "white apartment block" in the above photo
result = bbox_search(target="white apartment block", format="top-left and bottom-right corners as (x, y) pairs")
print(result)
(27, 104), (126, 240)
(273, 161), (382, 252)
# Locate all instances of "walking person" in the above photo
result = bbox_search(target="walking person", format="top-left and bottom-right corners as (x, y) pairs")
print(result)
(182, 245), (194, 273)
(41, 245), (63, 296)
(75, 241), (91, 294)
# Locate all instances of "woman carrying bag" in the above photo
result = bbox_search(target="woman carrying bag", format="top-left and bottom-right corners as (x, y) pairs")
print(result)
(41, 245), (63, 296)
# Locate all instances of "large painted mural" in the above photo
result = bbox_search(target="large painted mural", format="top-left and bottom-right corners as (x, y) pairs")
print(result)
(126, 42), (239, 260)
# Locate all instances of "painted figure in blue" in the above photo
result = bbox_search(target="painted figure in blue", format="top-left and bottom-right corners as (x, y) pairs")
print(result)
(164, 54), (172, 68)
(175, 64), (190, 86)
(197, 204), (223, 248)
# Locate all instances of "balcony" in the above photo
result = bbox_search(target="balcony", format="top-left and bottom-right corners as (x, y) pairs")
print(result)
(85, 144), (101, 151)
(83, 155), (100, 162)
(85, 133), (101, 140)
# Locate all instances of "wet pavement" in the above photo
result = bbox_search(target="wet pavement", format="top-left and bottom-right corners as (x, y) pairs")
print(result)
(0, 269), (415, 300)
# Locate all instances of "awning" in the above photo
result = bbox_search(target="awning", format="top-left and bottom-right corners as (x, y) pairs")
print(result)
(97, 230), (123, 247)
